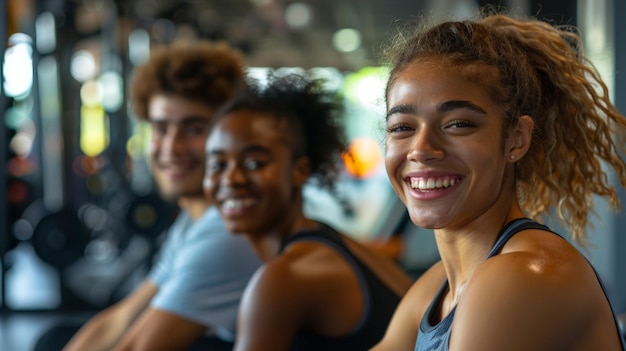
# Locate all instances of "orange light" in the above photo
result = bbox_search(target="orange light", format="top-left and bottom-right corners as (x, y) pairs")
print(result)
(342, 137), (383, 179)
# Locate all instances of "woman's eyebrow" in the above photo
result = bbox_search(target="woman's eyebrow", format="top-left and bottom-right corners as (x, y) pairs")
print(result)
(438, 100), (487, 115)
(386, 100), (487, 120)
(207, 144), (271, 156)
(386, 104), (416, 120)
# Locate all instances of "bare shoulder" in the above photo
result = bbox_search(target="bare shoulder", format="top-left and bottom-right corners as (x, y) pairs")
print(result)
(470, 228), (599, 300)
(244, 253), (309, 305)
(242, 243), (341, 314)
(453, 229), (619, 350)
(237, 254), (313, 330)
(235, 249), (319, 351)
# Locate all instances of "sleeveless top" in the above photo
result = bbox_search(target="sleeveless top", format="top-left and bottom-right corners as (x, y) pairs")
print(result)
(414, 218), (626, 351)
(279, 224), (403, 351)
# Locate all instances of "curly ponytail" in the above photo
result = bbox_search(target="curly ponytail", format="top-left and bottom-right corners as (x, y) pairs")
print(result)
(383, 10), (626, 243)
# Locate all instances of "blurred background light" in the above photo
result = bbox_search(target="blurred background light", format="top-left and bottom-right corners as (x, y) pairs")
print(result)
(80, 80), (102, 106)
(128, 28), (150, 66)
(9, 128), (35, 157)
(285, 2), (312, 29)
(4, 105), (30, 130)
(332, 28), (362, 53)
(309, 67), (344, 92)
(3, 34), (34, 99)
(70, 50), (97, 82)
(99, 71), (124, 112)
(246, 67), (271, 86)
(342, 137), (383, 179)
(80, 105), (109, 157)
(343, 66), (388, 109)
(35, 12), (56, 54)
(126, 132), (147, 160)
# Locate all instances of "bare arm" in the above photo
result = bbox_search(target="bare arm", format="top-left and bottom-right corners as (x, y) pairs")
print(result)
(63, 280), (207, 351)
(233, 266), (303, 351)
(63, 281), (158, 351)
(113, 308), (206, 351)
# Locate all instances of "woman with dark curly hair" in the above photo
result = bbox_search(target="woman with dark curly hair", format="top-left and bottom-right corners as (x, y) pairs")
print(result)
(203, 73), (413, 351)
(372, 8), (626, 351)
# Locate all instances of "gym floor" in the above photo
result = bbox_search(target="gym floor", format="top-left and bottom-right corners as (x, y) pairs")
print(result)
(0, 243), (100, 351)
(0, 312), (91, 351)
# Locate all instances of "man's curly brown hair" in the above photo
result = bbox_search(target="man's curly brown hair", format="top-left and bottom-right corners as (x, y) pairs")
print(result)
(130, 40), (246, 120)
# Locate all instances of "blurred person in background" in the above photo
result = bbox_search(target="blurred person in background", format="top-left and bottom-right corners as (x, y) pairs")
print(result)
(203, 73), (414, 351)
(36, 40), (262, 351)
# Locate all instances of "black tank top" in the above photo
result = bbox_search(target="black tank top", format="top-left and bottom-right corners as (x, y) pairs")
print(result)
(279, 224), (402, 351)
(414, 218), (626, 351)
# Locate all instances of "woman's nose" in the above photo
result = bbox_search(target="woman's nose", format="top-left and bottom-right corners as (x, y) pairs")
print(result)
(222, 163), (247, 186)
(406, 128), (446, 163)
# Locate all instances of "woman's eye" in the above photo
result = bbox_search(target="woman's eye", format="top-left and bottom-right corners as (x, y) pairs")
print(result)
(386, 124), (413, 133)
(244, 159), (264, 170)
(207, 160), (225, 173)
(446, 120), (476, 128)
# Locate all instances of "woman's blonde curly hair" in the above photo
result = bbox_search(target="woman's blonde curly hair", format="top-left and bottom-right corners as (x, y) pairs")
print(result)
(383, 8), (626, 244)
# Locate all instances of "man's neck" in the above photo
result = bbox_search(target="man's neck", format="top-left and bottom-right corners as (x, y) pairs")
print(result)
(177, 196), (211, 220)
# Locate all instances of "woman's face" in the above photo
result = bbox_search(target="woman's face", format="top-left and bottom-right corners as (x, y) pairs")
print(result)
(385, 60), (518, 231)
(203, 110), (309, 235)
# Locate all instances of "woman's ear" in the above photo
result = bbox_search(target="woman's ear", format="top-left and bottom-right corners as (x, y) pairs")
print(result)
(292, 156), (312, 187)
(507, 115), (534, 163)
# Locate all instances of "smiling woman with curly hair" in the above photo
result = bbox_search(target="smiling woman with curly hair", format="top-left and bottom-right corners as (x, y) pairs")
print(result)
(373, 7), (626, 351)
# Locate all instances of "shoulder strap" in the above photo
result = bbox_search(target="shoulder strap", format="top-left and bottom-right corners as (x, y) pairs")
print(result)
(486, 218), (626, 348)
(279, 224), (344, 253)
(487, 218), (551, 259)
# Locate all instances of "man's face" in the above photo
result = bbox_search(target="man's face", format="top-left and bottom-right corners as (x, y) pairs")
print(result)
(148, 94), (214, 202)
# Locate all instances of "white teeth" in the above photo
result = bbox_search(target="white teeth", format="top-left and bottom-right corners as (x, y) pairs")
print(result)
(223, 199), (255, 209)
(426, 178), (435, 189)
(410, 177), (458, 190)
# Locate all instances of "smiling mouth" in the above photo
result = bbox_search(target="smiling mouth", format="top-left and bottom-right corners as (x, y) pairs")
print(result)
(158, 163), (194, 175)
(222, 198), (257, 210)
(409, 176), (461, 190)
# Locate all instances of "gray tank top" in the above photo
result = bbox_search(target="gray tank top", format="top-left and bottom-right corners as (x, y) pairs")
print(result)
(413, 218), (626, 351)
